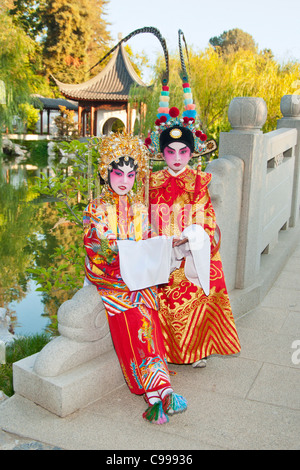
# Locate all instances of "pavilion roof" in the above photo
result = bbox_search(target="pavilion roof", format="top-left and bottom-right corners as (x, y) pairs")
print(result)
(33, 95), (78, 111)
(52, 43), (146, 102)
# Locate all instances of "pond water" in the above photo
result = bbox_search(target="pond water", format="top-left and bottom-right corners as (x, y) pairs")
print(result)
(9, 280), (50, 335)
(0, 157), (77, 336)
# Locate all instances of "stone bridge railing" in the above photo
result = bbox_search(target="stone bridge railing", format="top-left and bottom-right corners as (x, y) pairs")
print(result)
(12, 94), (300, 417)
(207, 95), (300, 314)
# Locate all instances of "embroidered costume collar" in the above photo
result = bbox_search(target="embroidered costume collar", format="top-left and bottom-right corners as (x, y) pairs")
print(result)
(167, 167), (188, 177)
(150, 166), (211, 192)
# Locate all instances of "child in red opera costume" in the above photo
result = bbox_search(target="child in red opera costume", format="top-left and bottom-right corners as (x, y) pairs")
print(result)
(145, 30), (241, 368)
(83, 132), (187, 424)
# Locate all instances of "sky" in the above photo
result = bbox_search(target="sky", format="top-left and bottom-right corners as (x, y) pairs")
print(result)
(105, 0), (300, 83)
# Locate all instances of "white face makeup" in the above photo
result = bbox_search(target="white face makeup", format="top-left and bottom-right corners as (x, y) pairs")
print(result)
(109, 162), (136, 196)
(163, 142), (192, 173)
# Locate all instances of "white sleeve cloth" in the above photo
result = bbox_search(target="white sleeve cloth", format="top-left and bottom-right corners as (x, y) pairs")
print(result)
(117, 236), (173, 291)
(89, 226), (210, 295)
(170, 224), (211, 296)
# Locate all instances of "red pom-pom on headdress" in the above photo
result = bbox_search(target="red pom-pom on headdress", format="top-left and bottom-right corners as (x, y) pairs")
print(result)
(144, 137), (152, 146)
(195, 131), (207, 141)
(183, 117), (195, 125)
(160, 115), (167, 123)
(169, 107), (180, 118)
(155, 119), (161, 126)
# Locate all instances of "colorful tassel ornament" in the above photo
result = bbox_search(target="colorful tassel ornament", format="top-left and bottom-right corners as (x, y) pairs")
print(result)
(143, 400), (169, 425)
(162, 393), (187, 416)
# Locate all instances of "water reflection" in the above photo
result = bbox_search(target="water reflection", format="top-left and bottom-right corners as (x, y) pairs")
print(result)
(0, 157), (77, 335)
(9, 280), (50, 335)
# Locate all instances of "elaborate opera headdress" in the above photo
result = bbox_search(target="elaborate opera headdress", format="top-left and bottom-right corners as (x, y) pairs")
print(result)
(145, 30), (217, 160)
(97, 132), (149, 204)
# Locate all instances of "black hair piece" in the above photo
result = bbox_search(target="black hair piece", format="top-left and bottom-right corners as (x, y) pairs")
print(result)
(107, 156), (138, 188)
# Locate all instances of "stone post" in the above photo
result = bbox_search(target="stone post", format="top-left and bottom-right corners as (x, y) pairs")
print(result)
(0, 307), (15, 345)
(0, 340), (5, 365)
(277, 94), (300, 227)
(219, 97), (268, 289)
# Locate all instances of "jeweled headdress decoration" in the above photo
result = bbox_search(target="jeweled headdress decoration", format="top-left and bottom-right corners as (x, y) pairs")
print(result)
(145, 30), (217, 160)
(97, 132), (149, 182)
(96, 132), (149, 205)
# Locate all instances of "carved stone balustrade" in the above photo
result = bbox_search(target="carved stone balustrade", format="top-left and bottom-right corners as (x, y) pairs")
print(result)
(228, 97), (267, 133)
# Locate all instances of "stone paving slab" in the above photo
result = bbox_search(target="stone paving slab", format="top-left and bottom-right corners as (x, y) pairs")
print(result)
(237, 306), (289, 333)
(247, 362), (300, 409)
(1, 365), (299, 451)
(1, 237), (300, 450)
(0, 429), (30, 450)
(0, 429), (62, 450)
(261, 286), (300, 311)
(274, 270), (300, 290)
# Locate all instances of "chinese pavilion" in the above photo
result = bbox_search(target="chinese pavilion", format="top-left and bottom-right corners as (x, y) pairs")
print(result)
(52, 40), (147, 137)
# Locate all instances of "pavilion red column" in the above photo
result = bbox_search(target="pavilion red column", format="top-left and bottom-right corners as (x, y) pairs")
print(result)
(91, 106), (95, 136)
(82, 111), (86, 137)
(78, 105), (82, 136)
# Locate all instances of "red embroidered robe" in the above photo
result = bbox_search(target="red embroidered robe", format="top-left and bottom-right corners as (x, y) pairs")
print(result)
(83, 189), (171, 394)
(149, 166), (241, 364)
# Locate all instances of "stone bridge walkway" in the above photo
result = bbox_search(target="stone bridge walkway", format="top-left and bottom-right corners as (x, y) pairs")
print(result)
(0, 241), (300, 450)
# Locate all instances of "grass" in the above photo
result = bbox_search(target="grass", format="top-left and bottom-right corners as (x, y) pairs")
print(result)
(0, 333), (51, 397)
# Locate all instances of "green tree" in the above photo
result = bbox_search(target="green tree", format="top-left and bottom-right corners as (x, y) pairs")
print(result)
(83, 0), (112, 70)
(9, 0), (47, 41)
(7, 0), (58, 98)
(41, 0), (111, 83)
(54, 105), (79, 140)
(18, 102), (40, 133)
(227, 49), (300, 131)
(0, 9), (44, 133)
(191, 47), (300, 134)
(131, 45), (300, 148)
(209, 28), (257, 56)
(124, 44), (149, 80)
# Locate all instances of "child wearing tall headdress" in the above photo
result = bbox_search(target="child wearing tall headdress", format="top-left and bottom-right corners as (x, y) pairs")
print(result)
(145, 31), (240, 367)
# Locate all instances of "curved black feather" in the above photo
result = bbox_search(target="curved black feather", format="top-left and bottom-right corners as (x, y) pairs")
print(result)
(178, 29), (190, 82)
(88, 26), (169, 85)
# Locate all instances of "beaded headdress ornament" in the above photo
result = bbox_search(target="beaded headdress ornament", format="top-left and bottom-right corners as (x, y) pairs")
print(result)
(96, 132), (149, 204)
(97, 132), (148, 182)
(145, 30), (217, 160)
